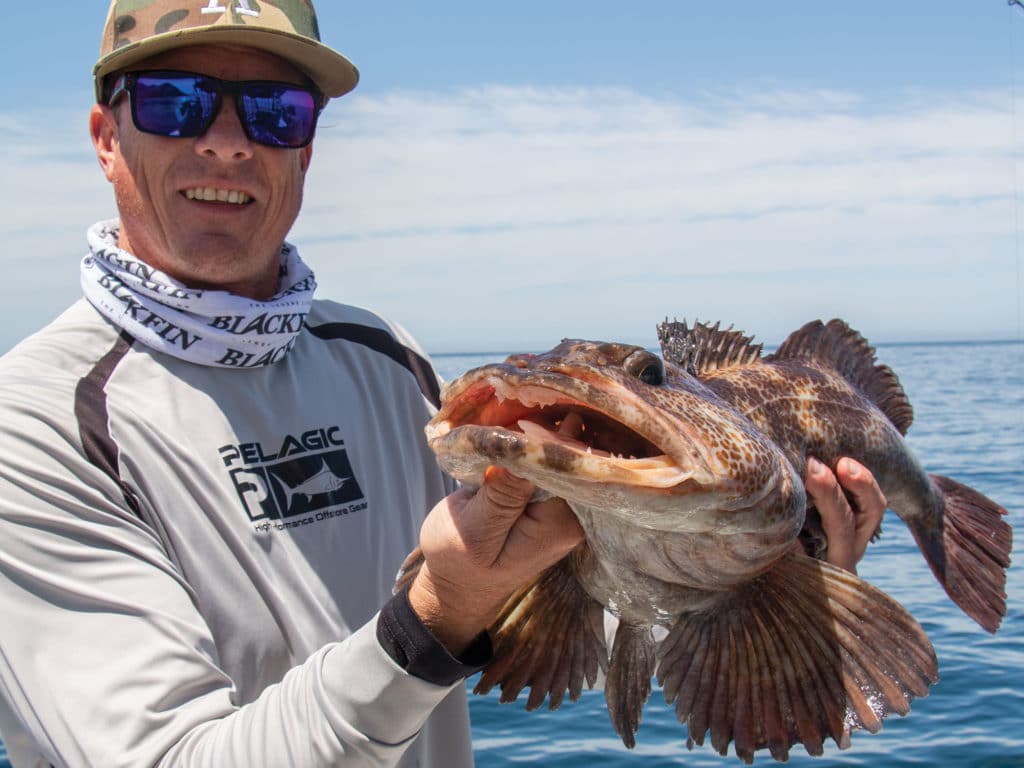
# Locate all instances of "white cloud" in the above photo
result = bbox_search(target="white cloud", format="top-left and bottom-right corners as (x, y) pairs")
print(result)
(0, 87), (1020, 354)
(0, 109), (113, 349)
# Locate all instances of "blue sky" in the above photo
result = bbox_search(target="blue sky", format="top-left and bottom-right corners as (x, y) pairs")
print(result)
(2, 2), (1023, 353)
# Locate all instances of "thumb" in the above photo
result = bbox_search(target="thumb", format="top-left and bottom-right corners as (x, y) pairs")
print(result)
(473, 466), (536, 524)
(443, 467), (536, 560)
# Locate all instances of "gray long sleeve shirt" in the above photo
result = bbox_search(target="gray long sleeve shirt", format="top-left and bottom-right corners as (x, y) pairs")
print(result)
(0, 298), (472, 767)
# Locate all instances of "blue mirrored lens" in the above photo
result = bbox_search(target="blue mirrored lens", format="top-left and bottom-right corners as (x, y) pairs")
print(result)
(133, 75), (217, 137)
(239, 85), (318, 147)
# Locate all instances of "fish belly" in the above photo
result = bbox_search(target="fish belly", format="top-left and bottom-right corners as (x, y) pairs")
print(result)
(571, 506), (795, 624)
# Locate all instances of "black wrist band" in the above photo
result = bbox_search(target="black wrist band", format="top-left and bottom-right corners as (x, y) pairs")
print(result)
(376, 587), (493, 686)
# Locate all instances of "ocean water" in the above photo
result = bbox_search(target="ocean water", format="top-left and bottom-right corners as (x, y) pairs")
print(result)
(0, 341), (1020, 767)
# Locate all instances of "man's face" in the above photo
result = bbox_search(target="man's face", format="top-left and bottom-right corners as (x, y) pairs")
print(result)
(90, 44), (316, 299)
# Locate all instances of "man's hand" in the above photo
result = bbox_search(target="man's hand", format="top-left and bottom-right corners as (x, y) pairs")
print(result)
(804, 456), (887, 574)
(408, 468), (584, 654)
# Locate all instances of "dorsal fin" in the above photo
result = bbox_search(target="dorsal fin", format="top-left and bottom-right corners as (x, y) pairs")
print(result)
(657, 318), (763, 376)
(768, 319), (914, 435)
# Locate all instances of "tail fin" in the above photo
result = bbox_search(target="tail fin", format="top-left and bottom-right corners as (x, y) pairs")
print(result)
(657, 553), (938, 764)
(905, 475), (1012, 633)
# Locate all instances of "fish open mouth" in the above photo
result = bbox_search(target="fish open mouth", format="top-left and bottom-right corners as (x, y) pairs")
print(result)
(514, 404), (661, 460)
(427, 375), (694, 488)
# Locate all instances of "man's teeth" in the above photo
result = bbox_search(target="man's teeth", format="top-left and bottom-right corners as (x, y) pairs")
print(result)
(184, 188), (251, 204)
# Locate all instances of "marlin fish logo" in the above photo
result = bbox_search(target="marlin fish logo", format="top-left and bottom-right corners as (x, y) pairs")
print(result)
(275, 459), (349, 512)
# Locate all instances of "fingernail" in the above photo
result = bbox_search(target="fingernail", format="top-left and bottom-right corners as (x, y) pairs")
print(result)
(807, 457), (824, 476)
(842, 458), (860, 478)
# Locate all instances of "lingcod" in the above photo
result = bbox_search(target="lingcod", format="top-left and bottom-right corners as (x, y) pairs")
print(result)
(406, 318), (1012, 763)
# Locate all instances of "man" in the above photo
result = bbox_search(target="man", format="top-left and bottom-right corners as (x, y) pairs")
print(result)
(0, 2), (885, 766)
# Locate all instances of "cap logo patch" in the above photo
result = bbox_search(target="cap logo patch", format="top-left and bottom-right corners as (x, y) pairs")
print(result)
(202, 0), (259, 18)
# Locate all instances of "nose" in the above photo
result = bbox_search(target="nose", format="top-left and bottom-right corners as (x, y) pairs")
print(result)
(194, 96), (254, 160)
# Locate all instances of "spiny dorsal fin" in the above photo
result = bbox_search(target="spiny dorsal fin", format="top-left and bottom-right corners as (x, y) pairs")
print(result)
(768, 319), (914, 435)
(657, 318), (763, 376)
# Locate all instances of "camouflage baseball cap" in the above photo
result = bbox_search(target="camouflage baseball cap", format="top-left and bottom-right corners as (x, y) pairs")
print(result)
(94, 0), (359, 101)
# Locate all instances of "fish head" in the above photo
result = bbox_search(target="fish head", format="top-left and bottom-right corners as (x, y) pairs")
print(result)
(426, 339), (802, 535)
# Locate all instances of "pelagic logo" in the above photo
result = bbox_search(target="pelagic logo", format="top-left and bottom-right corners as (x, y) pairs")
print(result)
(202, 0), (259, 17)
(220, 426), (366, 530)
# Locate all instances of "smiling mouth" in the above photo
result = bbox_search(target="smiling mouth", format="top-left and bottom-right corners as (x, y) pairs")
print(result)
(183, 187), (252, 205)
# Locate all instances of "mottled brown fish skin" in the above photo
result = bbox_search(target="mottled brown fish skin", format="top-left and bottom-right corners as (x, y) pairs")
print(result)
(701, 358), (938, 533)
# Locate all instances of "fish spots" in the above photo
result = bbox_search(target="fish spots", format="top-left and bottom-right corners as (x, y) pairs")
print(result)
(543, 442), (580, 472)
(469, 429), (527, 462)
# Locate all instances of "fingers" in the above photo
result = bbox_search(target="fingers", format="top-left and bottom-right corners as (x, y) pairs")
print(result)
(834, 457), (886, 547)
(450, 467), (581, 580)
(411, 467), (582, 653)
(481, 465), (535, 513)
(805, 456), (887, 574)
(445, 466), (534, 526)
(445, 468), (538, 562)
(502, 495), (584, 572)
(805, 457), (856, 572)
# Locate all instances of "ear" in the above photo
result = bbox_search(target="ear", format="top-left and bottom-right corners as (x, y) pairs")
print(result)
(90, 104), (120, 183)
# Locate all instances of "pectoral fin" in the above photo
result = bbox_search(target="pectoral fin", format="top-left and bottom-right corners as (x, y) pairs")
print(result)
(475, 547), (607, 711)
(657, 553), (938, 764)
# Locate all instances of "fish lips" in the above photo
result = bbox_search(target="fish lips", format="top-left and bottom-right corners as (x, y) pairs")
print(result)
(425, 365), (715, 498)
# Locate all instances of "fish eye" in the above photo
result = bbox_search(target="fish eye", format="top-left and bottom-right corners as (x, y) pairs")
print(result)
(624, 350), (665, 386)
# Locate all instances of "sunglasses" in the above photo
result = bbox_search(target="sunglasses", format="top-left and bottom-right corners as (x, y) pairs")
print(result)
(107, 70), (324, 149)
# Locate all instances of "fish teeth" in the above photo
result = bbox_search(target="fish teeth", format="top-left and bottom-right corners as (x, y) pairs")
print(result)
(518, 419), (612, 457)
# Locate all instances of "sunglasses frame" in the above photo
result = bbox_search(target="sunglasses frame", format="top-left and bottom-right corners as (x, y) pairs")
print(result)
(107, 69), (325, 149)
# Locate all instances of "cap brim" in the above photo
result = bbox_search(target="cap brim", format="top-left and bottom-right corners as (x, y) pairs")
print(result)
(93, 26), (359, 100)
